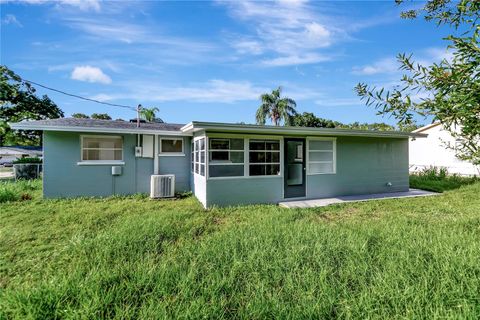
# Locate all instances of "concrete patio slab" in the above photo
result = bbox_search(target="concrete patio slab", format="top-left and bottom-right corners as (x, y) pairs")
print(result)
(279, 189), (439, 209)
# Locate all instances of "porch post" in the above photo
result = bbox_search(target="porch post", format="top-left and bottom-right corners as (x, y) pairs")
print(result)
(154, 135), (159, 174)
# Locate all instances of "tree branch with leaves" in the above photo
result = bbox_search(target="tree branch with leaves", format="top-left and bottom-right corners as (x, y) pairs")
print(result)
(355, 0), (480, 164)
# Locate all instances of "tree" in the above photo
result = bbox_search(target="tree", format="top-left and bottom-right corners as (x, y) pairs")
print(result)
(139, 107), (159, 122)
(291, 112), (340, 128)
(337, 122), (396, 131)
(355, 0), (480, 164)
(256, 87), (297, 126)
(71, 113), (89, 119)
(0, 65), (64, 146)
(91, 113), (112, 120)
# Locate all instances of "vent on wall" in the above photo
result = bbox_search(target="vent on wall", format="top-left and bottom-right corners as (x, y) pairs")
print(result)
(150, 175), (175, 198)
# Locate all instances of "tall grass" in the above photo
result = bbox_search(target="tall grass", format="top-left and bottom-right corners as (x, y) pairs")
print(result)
(410, 166), (479, 192)
(1, 180), (479, 318)
(0, 179), (41, 203)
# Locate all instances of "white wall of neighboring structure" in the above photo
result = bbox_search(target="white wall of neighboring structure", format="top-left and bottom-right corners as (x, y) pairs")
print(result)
(409, 123), (480, 176)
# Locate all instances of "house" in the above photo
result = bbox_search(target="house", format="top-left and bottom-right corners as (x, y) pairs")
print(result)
(0, 146), (42, 164)
(409, 123), (479, 176)
(11, 118), (426, 207)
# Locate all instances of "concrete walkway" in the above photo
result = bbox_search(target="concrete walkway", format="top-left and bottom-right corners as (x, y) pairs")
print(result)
(279, 189), (439, 209)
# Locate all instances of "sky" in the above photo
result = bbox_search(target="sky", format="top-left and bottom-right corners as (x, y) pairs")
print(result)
(0, 0), (452, 125)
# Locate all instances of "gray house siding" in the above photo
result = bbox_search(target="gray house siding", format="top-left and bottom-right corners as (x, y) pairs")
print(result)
(158, 137), (191, 192)
(43, 131), (191, 198)
(206, 177), (282, 207)
(306, 136), (409, 199)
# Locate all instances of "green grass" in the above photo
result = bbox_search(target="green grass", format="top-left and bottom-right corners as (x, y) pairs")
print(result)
(1, 179), (480, 319)
(410, 166), (479, 192)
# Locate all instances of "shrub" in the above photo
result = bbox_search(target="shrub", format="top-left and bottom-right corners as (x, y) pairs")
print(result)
(13, 157), (42, 164)
(0, 179), (41, 203)
(0, 188), (18, 203)
(410, 166), (479, 192)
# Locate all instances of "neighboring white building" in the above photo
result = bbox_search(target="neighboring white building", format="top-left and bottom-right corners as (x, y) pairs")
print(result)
(409, 123), (479, 176)
(0, 146), (42, 163)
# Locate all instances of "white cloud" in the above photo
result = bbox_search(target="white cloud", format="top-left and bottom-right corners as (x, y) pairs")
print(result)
(71, 66), (112, 84)
(315, 98), (362, 107)
(262, 53), (330, 67)
(3, 0), (101, 11)
(57, 0), (101, 12)
(352, 57), (398, 75)
(220, 0), (339, 66)
(89, 80), (269, 104)
(353, 47), (455, 76)
(1, 14), (22, 27)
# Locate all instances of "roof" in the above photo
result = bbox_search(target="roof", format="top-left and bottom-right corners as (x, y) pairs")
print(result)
(0, 146), (42, 156)
(412, 122), (441, 133)
(10, 118), (187, 136)
(10, 118), (427, 139)
(181, 121), (428, 139)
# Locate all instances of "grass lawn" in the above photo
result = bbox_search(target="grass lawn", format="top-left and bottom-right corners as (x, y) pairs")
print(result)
(1, 179), (480, 319)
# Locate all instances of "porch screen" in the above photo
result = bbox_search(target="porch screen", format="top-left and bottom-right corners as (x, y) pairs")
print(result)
(249, 140), (280, 176)
(308, 139), (335, 174)
(192, 138), (205, 176)
(208, 138), (244, 177)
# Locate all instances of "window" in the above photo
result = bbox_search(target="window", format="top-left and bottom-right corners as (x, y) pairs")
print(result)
(209, 138), (244, 178)
(160, 138), (183, 154)
(308, 139), (336, 174)
(192, 138), (205, 176)
(81, 136), (123, 161)
(249, 140), (280, 176)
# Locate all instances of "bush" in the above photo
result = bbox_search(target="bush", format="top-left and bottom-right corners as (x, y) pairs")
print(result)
(0, 179), (41, 203)
(0, 188), (18, 203)
(410, 166), (479, 192)
(13, 157), (42, 164)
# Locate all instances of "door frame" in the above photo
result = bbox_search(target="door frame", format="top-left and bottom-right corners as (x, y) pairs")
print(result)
(283, 137), (307, 199)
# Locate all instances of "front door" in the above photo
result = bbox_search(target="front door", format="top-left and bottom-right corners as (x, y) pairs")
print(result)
(284, 138), (306, 198)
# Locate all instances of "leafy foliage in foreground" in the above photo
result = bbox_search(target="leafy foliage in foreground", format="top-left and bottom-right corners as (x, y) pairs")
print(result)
(356, 0), (480, 164)
(1, 180), (480, 318)
(0, 65), (64, 146)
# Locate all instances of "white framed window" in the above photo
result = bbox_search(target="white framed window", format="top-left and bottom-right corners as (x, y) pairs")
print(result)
(208, 138), (244, 178)
(80, 135), (123, 163)
(307, 138), (336, 174)
(160, 138), (184, 155)
(192, 137), (205, 176)
(248, 139), (281, 176)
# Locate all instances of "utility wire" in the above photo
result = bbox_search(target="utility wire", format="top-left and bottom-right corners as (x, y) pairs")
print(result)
(22, 79), (137, 111)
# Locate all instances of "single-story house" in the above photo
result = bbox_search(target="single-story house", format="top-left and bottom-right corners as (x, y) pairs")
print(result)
(11, 118), (426, 207)
(409, 123), (479, 176)
(0, 146), (42, 163)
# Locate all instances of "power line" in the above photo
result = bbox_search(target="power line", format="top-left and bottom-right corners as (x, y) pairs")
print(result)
(22, 79), (137, 112)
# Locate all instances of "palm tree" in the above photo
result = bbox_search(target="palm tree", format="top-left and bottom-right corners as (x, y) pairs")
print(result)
(140, 107), (159, 122)
(256, 87), (297, 126)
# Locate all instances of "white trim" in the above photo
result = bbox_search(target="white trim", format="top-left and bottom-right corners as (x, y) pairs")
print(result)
(77, 161), (125, 166)
(80, 135), (124, 163)
(159, 137), (184, 155)
(181, 121), (427, 138)
(10, 123), (191, 136)
(192, 136), (206, 177)
(306, 137), (337, 175)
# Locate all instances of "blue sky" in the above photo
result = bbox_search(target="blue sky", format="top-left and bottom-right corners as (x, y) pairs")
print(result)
(1, 0), (451, 125)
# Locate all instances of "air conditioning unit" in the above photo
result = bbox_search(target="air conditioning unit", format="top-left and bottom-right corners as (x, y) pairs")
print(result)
(150, 174), (175, 198)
